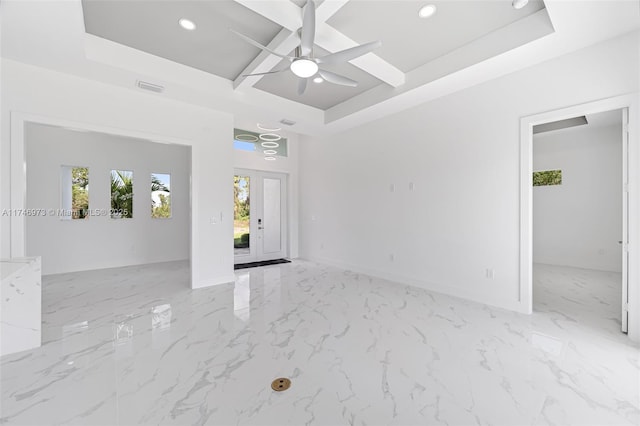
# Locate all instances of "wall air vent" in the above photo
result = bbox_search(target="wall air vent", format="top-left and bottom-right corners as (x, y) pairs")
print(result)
(136, 80), (164, 93)
(279, 119), (296, 126)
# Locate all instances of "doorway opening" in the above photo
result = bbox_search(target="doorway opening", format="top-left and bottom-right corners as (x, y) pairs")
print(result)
(531, 108), (627, 336)
(519, 95), (637, 341)
(23, 122), (192, 276)
(234, 168), (288, 265)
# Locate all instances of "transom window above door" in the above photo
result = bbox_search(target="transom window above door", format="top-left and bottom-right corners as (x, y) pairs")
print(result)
(233, 128), (288, 160)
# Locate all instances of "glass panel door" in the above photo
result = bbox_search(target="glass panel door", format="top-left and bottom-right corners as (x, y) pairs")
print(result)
(234, 169), (287, 264)
(234, 174), (251, 258)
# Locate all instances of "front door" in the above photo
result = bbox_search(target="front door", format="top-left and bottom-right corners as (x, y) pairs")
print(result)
(234, 169), (287, 264)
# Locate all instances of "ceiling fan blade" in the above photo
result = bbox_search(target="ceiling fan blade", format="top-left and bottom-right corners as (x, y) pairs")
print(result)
(316, 40), (382, 65)
(300, 0), (316, 57)
(298, 78), (308, 95)
(230, 29), (293, 60)
(318, 69), (358, 87)
(242, 68), (289, 78)
(242, 64), (290, 77)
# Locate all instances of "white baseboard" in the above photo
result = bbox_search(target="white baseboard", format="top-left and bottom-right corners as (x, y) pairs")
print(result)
(302, 255), (526, 314)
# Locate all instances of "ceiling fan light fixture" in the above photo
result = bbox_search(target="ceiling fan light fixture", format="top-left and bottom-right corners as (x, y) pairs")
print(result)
(178, 18), (196, 31)
(418, 4), (437, 18)
(231, 0), (378, 94)
(512, 0), (529, 9)
(290, 59), (319, 78)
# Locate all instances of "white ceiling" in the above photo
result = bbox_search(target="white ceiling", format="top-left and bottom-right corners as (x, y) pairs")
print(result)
(1, 1), (639, 136)
(326, 0), (546, 73)
(534, 109), (624, 136)
(82, 0), (284, 81)
(585, 109), (623, 129)
(81, 0), (550, 110)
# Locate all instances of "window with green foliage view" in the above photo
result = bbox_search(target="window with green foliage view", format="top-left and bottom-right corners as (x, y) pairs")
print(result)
(533, 170), (562, 186)
(60, 166), (89, 220)
(111, 170), (133, 218)
(234, 175), (250, 253)
(151, 173), (171, 219)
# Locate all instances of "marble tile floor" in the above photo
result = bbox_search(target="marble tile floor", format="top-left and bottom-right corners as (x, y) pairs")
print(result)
(0, 260), (638, 425)
(533, 263), (626, 342)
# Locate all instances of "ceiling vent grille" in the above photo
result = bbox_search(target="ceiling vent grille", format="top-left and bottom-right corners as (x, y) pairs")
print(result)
(279, 119), (296, 126)
(136, 80), (164, 93)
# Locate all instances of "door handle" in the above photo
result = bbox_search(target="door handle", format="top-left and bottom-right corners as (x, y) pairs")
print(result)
(618, 241), (623, 244)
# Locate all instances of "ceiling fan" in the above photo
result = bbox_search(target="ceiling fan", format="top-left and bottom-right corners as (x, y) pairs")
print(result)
(231, 0), (382, 95)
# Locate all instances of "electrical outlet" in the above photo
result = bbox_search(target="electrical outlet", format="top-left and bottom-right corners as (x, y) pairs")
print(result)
(485, 268), (494, 279)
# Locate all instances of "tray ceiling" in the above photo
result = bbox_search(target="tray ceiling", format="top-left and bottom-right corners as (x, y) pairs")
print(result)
(326, 0), (546, 73)
(82, 0), (551, 111)
(82, 0), (283, 80)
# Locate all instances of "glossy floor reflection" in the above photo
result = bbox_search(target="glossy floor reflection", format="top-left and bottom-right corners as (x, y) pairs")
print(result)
(533, 263), (624, 341)
(1, 261), (638, 425)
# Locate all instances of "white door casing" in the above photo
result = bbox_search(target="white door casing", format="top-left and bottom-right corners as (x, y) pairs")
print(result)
(622, 107), (630, 333)
(519, 94), (638, 342)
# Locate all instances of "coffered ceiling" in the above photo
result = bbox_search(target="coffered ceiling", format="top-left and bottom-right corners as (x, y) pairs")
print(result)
(82, 1), (283, 81)
(2, 0), (639, 136)
(82, 0), (549, 110)
(325, 0), (545, 73)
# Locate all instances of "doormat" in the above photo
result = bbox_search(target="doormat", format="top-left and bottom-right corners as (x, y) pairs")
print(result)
(234, 259), (291, 270)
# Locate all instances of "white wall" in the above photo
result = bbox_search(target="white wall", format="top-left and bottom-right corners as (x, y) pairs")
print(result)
(1, 59), (236, 288)
(25, 123), (190, 275)
(233, 132), (300, 259)
(533, 124), (622, 272)
(298, 32), (639, 313)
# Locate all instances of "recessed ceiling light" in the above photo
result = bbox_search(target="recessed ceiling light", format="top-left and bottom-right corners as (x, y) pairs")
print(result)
(313, 77), (324, 84)
(418, 4), (437, 18)
(259, 133), (282, 142)
(264, 156), (276, 161)
(257, 123), (281, 132)
(290, 59), (319, 78)
(178, 18), (196, 31)
(263, 149), (278, 155)
(512, 0), (529, 9)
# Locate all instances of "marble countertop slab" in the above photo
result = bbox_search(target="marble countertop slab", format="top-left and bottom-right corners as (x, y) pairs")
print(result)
(1, 257), (40, 280)
(1, 256), (42, 357)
